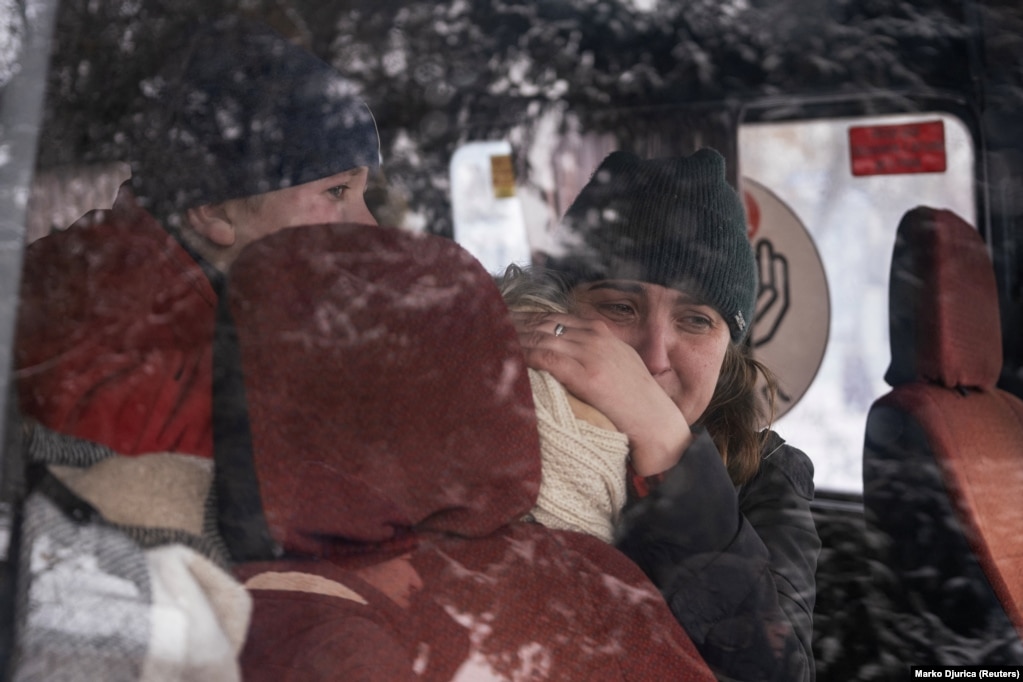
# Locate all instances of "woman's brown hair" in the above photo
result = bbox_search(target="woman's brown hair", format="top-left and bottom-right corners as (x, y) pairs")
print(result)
(695, 340), (778, 486)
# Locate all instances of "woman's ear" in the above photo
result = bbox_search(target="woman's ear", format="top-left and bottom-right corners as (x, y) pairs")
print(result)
(185, 203), (236, 246)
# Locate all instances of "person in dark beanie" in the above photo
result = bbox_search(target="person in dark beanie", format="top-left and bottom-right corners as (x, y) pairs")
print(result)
(511, 149), (820, 681)
(14, 16), (381, 458)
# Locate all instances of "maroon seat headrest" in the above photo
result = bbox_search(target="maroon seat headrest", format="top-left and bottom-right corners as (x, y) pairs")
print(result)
(227, 224), (542, 556)
(885, 207), (1002, 389)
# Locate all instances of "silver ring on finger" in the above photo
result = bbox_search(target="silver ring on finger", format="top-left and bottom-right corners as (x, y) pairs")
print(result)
(553, 323), (567, 337)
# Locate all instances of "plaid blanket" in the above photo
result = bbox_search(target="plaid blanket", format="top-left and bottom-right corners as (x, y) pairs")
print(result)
(10, 424), (250, 681)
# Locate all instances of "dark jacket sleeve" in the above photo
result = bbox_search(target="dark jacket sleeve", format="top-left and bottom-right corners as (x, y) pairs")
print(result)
(614, 429), (819, 682)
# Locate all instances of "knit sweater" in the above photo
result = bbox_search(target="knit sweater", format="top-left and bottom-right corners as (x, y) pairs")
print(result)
(526, 368), (630, 541)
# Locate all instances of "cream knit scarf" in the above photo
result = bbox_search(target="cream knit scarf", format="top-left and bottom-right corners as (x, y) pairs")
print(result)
(527, 368), (630, 543)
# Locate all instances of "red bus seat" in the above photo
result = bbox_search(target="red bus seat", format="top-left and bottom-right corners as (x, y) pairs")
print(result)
(863, 206), (1023, 664)
(221, 223), (715, 681)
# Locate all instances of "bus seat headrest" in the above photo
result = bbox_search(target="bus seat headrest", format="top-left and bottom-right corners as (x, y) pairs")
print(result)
(885, 206), (1002, 390)
(226, 223), (542, 557)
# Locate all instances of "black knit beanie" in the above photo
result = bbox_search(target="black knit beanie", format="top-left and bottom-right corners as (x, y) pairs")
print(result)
(131, 16), (380, 216)
(543, 149), (756, 342)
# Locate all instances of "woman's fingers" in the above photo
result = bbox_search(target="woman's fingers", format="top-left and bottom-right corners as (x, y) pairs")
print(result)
(510, 310), (692, 473)
(510, 311), (655, 418)
(509, 313), (590, 371)
(510, 311), (579, 339)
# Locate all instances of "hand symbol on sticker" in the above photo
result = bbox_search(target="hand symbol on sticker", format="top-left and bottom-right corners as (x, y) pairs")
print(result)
(753, 239), (790, 348)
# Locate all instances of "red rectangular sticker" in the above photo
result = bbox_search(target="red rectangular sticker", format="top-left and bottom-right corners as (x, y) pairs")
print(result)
(848, 120), (947, 176)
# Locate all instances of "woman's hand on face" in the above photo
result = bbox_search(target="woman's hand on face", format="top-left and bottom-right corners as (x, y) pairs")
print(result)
(511, 311), (692, 476)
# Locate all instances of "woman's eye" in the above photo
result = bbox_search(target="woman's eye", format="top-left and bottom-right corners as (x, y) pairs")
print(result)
(327, 185), (349, 199)
(598, 302), (636, 318)
(678, 314), (713, 331)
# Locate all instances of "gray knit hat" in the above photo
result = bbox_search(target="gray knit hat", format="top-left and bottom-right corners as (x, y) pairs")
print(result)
(131, 16), (380, 216)
(543, 149), (756, 341)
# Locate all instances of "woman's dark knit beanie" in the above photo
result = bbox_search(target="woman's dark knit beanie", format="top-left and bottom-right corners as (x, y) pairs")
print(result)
(131, 16), (380, 215)
(543, 149), (756, 342)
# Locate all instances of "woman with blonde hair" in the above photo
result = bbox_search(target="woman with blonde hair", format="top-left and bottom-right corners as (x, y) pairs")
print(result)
(499, 263), (630, 543)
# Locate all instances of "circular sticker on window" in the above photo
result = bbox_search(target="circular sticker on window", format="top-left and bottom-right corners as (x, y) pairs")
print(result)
(743, 177), (830, 422)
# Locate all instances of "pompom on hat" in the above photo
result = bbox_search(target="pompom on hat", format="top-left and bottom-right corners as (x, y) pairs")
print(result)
(131, 16), (381, 215)
(542, 149), (756, 342)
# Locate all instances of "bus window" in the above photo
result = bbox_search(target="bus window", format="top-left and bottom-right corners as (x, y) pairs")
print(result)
(739, 112), (977, 493)
(450, 140), (531, 275)
(26, 162), (131, 243)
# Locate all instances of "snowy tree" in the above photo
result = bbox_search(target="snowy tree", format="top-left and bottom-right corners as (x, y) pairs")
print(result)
(24, 0), (982, 234)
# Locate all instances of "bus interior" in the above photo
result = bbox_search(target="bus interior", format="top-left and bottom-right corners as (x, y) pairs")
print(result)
(1, 0), (1022, 680)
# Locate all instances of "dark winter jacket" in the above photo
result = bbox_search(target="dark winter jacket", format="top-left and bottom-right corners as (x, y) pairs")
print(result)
(616, 428), (819, 682)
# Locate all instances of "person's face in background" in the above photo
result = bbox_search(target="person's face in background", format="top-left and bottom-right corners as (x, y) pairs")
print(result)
(185, 166), (377, 270)
(570, 279), (731, 425)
